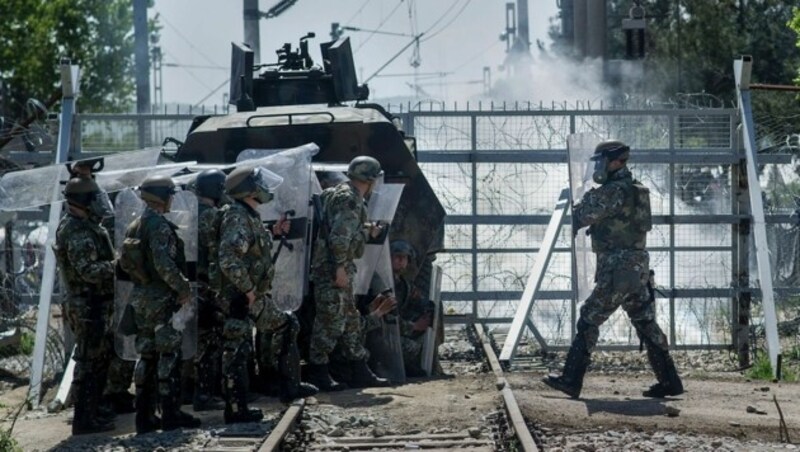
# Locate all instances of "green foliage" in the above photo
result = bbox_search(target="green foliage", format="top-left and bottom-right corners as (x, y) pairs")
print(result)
(748, 352), (775, 380)
(0, 0), (138, 116)
(18, 332), (33, 356)
(747, 351), (799, 382)
(0, 429), (21, 452)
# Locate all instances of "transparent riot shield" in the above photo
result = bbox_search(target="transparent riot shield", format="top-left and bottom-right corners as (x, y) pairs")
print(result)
(567, 133), (601, 310)
(113, 188), (144, 360)
(167, 190), (198, 360)
(354, 183), (405, 293)
(114, 188), (198, 360)
(0, 148), (162, 211)
(238, 144), (320, 311)
(354, 183), (406, 383)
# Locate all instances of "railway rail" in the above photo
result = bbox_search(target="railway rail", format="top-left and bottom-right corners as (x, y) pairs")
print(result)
(199, 324), (541, 452)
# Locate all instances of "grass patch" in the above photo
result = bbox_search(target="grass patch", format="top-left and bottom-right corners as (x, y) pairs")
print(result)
(18, 332), (33, 356)
(0, 429), (21, 452)
(747, 351), (799, 382)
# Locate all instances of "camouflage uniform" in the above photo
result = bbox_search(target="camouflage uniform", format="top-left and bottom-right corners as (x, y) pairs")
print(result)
(309, 182), (369, 365)
(544, 163), (682, 398)
(218, 201), (285, 411)
(54, 213), (116, 430)
(194, 201), (223, 404)
(127, 207), (192, 428)
(70, 172), (135, 406)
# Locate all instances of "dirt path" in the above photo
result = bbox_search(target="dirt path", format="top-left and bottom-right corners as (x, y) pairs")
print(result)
(508, 372), (800, 443)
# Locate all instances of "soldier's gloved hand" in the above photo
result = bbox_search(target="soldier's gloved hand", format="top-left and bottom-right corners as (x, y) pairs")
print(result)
(272, 214), (291, 236)
(368, 222), (385, 239)
(368, 294), (397, 318)
(334, 266), (349, 288)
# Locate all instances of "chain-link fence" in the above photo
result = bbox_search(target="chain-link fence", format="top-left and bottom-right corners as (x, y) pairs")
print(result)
(6, 104), (796, 353)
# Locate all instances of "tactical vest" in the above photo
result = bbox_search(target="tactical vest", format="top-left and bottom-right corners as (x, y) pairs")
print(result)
(120, 212), (186, 288)
(53, 215), (115, 297)
(590, 177), (652, 253)
(219, 202), (274, 297)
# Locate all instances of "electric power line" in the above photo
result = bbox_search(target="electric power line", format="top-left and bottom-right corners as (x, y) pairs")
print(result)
(344, 0), (374, 25)
(422, 0), (474, 42)
(159, 15), (220, 68)
(354, 0), (406, 53)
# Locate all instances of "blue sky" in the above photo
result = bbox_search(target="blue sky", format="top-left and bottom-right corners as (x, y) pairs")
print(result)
(152, 0), (560, 106)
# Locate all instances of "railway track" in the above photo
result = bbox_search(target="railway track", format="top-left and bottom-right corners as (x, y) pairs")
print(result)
(202, 324), (541, 452)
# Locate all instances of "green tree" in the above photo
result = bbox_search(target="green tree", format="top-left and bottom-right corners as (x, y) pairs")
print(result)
(552, 1), (800, 103)
(0, 0), (139, 117)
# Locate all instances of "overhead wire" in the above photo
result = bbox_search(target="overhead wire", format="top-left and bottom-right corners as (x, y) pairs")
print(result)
(344, 0), (374, 25)
(421, 0), (474, 42)
(354, 0), (406, 53)
(159, 15), (220, 68)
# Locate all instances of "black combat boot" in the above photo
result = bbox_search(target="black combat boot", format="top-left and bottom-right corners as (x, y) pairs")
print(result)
(643, 345), (684, 398)
(72, 380), (116, 435)
(542, 335), (590, 399)
(106, 391), (136, 414)
(306, 363), (346, 392)
(161, 382), (202, 430)
(223, 384), (263, 424)
(350, 359), (392, 388)
(134, 385), (160, 435)
(277, 336), (319, 402)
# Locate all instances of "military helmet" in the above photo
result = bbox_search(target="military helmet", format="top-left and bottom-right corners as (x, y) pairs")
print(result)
(140, 175), (177, 204)
(193, 169), (226, 201)
(390, 239), (416, 260)
(346, 156), (383, 182)
(225, 166), (283, 203)
(591, 140), (630, 161)
(64, 177), (101, 206)
(64, 177), (113, 219)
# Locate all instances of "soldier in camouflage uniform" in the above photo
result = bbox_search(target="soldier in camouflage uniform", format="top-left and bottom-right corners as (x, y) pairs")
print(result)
(124, 175), (201, 434)
(543, 140), (684, 399)
(307, 156), (391, 391)
(190, 169), (227, 410)
(389, 240), (438, 377)
(53, 177), (116, 434)
(69, 159), (136, 414)
(219, 166), (317, 423)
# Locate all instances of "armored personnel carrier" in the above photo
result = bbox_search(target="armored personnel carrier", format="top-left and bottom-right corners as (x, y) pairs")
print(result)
(171, 33), (445, 300)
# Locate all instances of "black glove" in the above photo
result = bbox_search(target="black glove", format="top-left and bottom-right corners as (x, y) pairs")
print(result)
(571, 211), (580, 237)
(229, 293), (249, 320)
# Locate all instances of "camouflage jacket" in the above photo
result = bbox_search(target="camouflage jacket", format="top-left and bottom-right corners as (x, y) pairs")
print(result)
(312, 181), (368, 276)
(54, 213), (115, 299)
(129, 206), (191, 297)
(197, 201), (220, 286)
(218, 201), (273, 299)
(573, 167), (649, 253)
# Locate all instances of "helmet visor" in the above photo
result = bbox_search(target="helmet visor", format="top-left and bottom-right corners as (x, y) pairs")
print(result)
(252, 167), (284, 192)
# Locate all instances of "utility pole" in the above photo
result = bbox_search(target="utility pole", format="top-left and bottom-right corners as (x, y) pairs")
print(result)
(133, 0), (150, 113)
(243, 0), (261, 65)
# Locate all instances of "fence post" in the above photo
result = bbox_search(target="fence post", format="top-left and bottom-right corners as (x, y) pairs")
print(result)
(732, 123), (751, 368)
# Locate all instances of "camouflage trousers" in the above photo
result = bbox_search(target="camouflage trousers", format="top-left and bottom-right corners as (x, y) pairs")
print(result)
(64, 298), (111, 400)
(105, 354), (135, 395)
(578, 250), (669, 353)
(131, 291), (183, 403)
(309, 280), (367, 365)
(222, 317), (252, 410)
(251, 296), (293, 370)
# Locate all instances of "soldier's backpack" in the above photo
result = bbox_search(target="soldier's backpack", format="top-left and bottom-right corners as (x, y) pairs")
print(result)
(117, 216), (153, 285)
